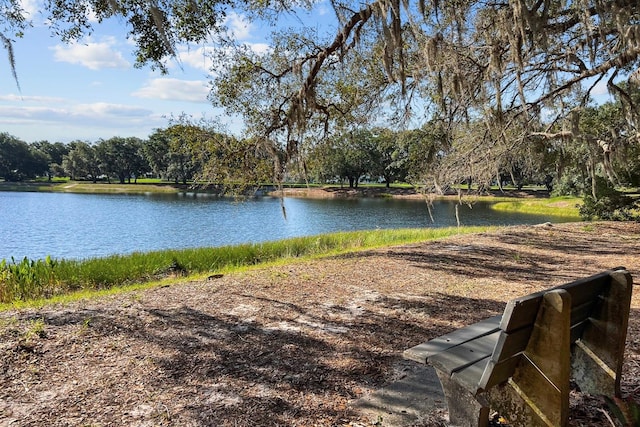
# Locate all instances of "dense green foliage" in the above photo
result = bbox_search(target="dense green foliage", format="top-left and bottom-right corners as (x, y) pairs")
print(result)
(0, 133), (51, 181)
(0, 227), (491, 305)
(207, 1), (640, 192)
(0, 124), (276, 193)
(578, 178), (640, 221)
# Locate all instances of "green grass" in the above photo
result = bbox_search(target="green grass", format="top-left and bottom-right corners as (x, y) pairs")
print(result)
(49, 182), (182, 194)
(490, 196), (582, 218)
(0, 226), (494, 309)
(0, 180), (184, 194)
(0, 181), (62, 192)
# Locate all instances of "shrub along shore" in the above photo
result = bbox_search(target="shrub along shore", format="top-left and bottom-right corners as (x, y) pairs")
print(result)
(0, 227), (497, 308)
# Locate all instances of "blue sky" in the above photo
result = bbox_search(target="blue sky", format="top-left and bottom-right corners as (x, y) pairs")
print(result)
(0, 2), (330, 144)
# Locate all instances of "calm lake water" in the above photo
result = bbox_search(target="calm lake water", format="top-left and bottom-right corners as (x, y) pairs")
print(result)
(0, 191), (575, 261)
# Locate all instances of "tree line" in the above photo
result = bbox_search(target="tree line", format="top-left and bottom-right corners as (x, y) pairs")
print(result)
(2, 90), (639, 200)
(0, 125), (426, 189)
(0, 125), (268, 188)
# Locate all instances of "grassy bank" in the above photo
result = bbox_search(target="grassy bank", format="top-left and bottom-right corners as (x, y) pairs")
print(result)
(0, 226), (494, 309)
(490, 196), (582, 218)
(0, 180), (183, 194)
(51, 182), (181, 194)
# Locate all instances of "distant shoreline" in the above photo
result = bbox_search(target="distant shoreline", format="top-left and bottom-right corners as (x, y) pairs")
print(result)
(266, 186), (551, 200)
(0, 180), (552, 200)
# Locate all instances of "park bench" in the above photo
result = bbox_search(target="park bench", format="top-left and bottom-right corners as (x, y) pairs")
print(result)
(403, 267), (633, 427)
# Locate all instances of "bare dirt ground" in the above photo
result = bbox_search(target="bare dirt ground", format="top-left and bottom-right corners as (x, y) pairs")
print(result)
(1, 221), (639, 427)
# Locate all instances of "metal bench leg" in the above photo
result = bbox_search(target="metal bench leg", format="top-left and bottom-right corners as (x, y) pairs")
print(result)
(571, 270), (633, 397)
(435, 370), (490, 427)
(489, 290), (571, 427)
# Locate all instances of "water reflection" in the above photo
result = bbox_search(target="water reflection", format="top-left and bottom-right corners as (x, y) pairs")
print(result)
(0, 191), (574, 261)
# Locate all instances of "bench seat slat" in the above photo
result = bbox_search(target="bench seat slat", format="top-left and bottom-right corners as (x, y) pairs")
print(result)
(467, 327), (533, 391)
(427, 331), (501, 375)
(403, 315), (501, 364)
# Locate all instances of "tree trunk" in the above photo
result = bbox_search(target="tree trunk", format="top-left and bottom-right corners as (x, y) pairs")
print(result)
(599, 140), (621, 187)
(587, 159), (597, 200)
(509, 170), (518, 189)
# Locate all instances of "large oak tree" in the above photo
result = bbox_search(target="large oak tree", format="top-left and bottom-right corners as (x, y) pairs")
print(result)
(4, 0), (640, 188)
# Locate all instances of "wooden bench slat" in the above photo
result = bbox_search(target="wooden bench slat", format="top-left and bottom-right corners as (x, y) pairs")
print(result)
(427, 331), (501, 375)
(403, 315), (501, 364)
(571, 299), (598, 326)
(451, 356), (491, 393)
(491, 326), (533, 363)
(499, 270), (613, 334)
(570, 319), (590, 343)
(470, 327), (532, 390)
(500, 296), (543, 332)
(552, 273), (609, 307)
(479, 353), (522, 390)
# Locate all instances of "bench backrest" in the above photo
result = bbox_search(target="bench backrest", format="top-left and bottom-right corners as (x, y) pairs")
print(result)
(478, 267), (632, 391)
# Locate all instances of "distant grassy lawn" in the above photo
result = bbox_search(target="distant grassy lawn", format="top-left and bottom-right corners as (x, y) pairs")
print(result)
(0, 180), (183, 194)
(450, 183), (550, 192)
(490, 196), (582, 218)
(50, 182), (181, 194)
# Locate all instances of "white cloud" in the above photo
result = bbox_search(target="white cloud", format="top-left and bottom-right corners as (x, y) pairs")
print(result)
(73, 102), (152, 117)
(246, 42), (271, 55)
(132, 78), (210, 103)
(51, 38), (130, 70)
(590, 80), (609, 96)
(174, 41), (271, 73)
(225, 12), (254, 40)
(0, 94), (68, 103)
(176, 45), (215, 72)
(18, 0), (40, 18)
(0, 102), (155, 124)
(315, 2), (332, 16)
(0, 102), (166, 142)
